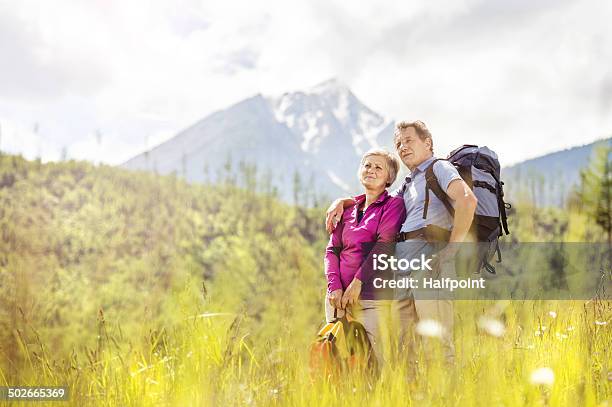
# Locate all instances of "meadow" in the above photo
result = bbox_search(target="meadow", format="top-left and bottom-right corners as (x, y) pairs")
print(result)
(0, 154), (610, 406)
(5, 297), (610, 406)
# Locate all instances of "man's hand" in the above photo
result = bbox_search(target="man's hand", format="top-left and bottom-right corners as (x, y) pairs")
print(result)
(341, 278), (362, 308)
(437, 243), (459, 260)
(326, 199), (345, 233)
(432, 245), (458, 278)
(328, 289), (344, 309)
(325, 197), (355, 233)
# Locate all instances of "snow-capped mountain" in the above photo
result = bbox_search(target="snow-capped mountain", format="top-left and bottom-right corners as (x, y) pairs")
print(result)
(122, 78), (398, 202)
(121, 78), (608, 207)
(269, 78), (391, 155)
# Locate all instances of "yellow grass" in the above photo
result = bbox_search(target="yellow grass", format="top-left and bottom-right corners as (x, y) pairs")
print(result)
(2, 299), (610, 406)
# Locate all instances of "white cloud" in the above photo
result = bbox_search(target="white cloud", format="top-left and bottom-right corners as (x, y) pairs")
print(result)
(0, 0), (610, 166)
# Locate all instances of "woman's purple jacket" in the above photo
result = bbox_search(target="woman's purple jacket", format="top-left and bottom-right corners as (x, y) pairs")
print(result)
(324, 190), (407, 300)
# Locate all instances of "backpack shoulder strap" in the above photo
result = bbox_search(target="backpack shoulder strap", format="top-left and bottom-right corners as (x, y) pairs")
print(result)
(497, 181), (511, 235)
(397, 177), (410, 197)
(423, 159), (455, 219)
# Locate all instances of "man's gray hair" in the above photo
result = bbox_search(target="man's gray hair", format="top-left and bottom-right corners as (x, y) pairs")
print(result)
(394, 120), (434, 154)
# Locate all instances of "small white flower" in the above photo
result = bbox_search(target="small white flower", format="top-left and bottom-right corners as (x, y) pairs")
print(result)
(530, 367), (555, 386)
(548, 311), (557, 319)
(478, 317), (506, 337)
(555, 332), (569, 340)
(416, 319), (445, 338)
(534, 330), (542, 337)
(566, 326), (575, 332)
(541, 326), (547, 331)
(595, 321), (608, 326)
(413, 391), (425, 401)
(526, 344), (535, 350)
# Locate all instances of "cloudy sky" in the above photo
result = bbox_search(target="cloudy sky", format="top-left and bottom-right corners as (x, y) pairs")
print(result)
(0, 0), (610, 166)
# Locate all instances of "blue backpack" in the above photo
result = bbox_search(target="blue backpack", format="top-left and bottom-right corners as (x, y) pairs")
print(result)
(420, 145), (511, 274)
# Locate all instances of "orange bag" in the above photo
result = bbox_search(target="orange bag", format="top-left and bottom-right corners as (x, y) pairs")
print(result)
(309, 309), (377, 380)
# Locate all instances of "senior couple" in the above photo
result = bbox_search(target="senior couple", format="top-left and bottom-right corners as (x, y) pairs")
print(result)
(323, 120), (477, 368)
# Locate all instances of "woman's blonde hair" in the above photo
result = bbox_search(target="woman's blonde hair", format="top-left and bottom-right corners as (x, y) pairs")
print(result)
(360, 148), (401, 187)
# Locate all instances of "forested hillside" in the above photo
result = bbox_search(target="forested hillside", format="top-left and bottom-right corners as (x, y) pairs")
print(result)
(0, 152), (609, 405)
(0, 154), (329, 377)
(502, 138), (611, 208)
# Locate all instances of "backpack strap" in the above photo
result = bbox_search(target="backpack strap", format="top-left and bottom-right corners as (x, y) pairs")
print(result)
(493, 177), (510, 235)
(498, 195), (510, 235)
(473, 180), (496, 193)
(397, 177), (410, 197)
(481, 240), (502, 275)
(483, 171), (510, 236)
(495, 240), (502, 263)
(423, 159), (455, 219)
(483, 260), (496, 274)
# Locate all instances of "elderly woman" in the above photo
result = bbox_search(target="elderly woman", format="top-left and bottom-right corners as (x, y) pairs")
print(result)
(324, 148), (407, 366)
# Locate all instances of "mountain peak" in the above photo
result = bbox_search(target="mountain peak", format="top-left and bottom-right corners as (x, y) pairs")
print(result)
(124, 79), (394, 201)
(309, 77), (350, 95)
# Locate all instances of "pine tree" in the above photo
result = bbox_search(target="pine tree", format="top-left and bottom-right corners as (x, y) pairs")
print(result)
(573, 141), (612, 244)
(292, 170), (302, 206)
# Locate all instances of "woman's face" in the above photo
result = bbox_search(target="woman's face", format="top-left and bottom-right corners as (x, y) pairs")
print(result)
(359, 155), (390, 190)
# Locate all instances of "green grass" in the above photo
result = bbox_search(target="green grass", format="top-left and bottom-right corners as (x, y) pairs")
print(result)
(0, 154), (610, 406)
(2, 298), (610, 406)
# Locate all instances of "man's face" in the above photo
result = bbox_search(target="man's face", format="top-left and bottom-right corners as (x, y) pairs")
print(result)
(395, 127), (432, 170)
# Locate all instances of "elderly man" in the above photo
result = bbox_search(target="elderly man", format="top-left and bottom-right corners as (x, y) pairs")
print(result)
(326, 120), (477, 363)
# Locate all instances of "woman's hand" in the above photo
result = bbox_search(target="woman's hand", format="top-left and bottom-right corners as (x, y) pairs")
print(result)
(328, 289), (344, 309)
(341, 278), (362, 309)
